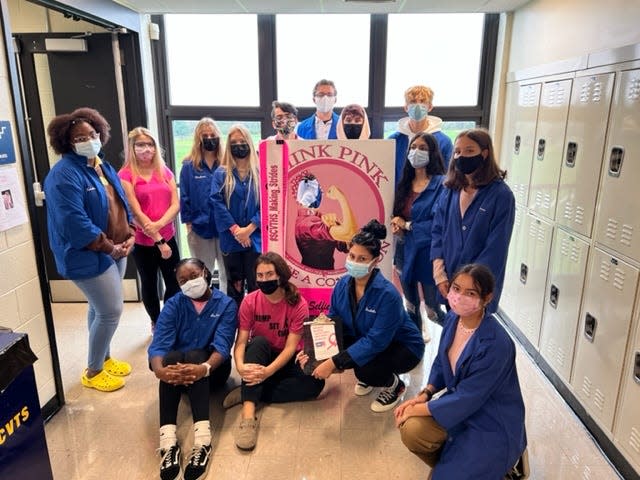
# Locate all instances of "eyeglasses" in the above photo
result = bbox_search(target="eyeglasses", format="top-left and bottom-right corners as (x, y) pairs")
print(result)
(134, 142), (156, 149)
(72, 131), (100, 143)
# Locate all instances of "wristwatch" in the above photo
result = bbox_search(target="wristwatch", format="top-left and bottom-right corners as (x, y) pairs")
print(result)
(201, 362), (211, 377)
(405, 221), (412, 231)
(154, 238), (167, 246)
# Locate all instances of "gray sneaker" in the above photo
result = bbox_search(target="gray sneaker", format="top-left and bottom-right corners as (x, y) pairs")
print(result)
(222, 386), (242, 409)
(235, 417), (258, 451)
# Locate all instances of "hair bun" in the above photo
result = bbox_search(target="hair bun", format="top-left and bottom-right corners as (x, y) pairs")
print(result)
(361, 219), (386, 240)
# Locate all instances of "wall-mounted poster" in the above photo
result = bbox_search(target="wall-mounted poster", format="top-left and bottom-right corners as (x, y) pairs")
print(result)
(260, 139), (395, 316)
(0, 166), (28, 231)
(0, 121), (17, 165)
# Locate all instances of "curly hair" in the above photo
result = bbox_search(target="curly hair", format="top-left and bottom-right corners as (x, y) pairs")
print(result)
(350, 219), (386, 258)
(47, 107), (111, 155)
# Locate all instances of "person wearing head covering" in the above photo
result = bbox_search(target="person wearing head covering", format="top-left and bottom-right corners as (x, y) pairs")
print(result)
(336, 104), (371, 140)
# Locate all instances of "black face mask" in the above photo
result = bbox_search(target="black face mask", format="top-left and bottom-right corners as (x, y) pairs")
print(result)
(230, 143), (250, 159)
(202, 137), (219, 152)
(455, 153), (484, 175)
(343, 123), (363, 139)
(256, 279), (279, 295)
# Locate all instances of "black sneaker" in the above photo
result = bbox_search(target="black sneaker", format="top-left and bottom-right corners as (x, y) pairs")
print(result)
(184, 444), (212, 480)
(370, 377), (405, 412)
(159, 444), (182, 480)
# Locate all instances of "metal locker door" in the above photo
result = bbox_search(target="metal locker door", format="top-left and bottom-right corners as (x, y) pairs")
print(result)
(512, 213), (553, 348)
(594, 68), (640, 262)
(613, 313), (640, 473)
(571, 248), (639, 433)
(529, 79), (572, 220)
(500, 205), (524, 320)
(539, 228), (590, 383)
(503, 83), (541, 207)
(556, 72), (615, 238)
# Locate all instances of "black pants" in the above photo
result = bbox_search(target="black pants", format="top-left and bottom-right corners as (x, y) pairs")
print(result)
(347, 338), (421, 387)
(241, 336), (325, 405)
(222, 249), (260, 308)
(159, 349), (231, 425)
(132, 237), (181, 324)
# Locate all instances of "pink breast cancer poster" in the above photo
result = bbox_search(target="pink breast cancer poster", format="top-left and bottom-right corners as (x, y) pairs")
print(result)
(259, 140), (395, 316)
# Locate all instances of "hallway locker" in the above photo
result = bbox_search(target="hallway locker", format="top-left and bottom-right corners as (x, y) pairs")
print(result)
(500, 205), (524, 320)
(556, 72), (615, 238)
(594, 68), (640, 262)
(538, 228), (589, 384)
(529, 79), (572, 220)
(571, 248), (639, 433)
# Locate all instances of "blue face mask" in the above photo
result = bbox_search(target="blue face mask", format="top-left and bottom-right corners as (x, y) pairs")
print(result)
(407, 103), (429, 121)
(345, 258), (374, 279)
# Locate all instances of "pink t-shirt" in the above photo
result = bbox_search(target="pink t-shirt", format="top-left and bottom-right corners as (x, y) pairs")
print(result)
(239, 289), (308, 352)
(119, 166), (176, 246)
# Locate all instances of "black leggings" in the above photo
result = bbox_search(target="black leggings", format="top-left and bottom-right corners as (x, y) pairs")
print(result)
(132, 237), (181, 324)
(159, 350), (231, 425)
(241, 336), (325, 405)
(348, 339), (421, 387)
(222, 249), (260, 308)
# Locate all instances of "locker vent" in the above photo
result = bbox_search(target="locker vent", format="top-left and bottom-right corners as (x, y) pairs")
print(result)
(581, 376), (592, 398)
(570, 244), (581, 263)
(629, 427), (640, 454)
(536, 222), (547, 242)
(579, 82), (591, 103)
(599, 260), (611, 281)
(593, 388), (605, 412)
(528, 220), (539, 238)
(605, 218), (618, 241)
(621, 224), (633, 247)
(542, 192), (552, 211)
(628, 77), (640, 101)
(556, 346), (566, 367)
(546, 82), (567, 106)
(575, 206), (584, 226)
(563, 203), (573, 222)
(561, 237), (571, 257)
(522, 85), (538, 106)
(613, 268), (625, 291)
(592, 82), (603, 102)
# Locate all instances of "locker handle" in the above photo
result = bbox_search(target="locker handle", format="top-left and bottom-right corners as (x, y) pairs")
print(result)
(549, 284), (559, 309)
(608, 147), (624, 177)
(514, 135), (521, 155)
(584, 313), (597, 342)
(520, 263), (528, 284)
(635, 352), (640, 385)
(565, 142), (578, 168)
(536, 138), (546, 161)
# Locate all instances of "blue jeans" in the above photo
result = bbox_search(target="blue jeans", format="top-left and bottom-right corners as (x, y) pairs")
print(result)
(73, 258), (126, 372)
(401, 280), (444, 329)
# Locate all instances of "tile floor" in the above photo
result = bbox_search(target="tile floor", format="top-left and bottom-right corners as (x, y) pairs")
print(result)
(44, 302), (624, 480)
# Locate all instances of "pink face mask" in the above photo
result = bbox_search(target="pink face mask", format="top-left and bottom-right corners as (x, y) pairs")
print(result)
(447, 290), (482, 317)
(137, 150), (154, 163)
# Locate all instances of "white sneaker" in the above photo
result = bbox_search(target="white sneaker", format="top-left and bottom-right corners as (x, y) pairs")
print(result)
(370, 377), (405, 412)
(354, 381), (374, 396)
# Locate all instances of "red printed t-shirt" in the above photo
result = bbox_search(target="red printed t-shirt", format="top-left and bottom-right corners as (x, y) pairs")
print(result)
(118, 166), (176, 246)
(239, 289), (308, 352)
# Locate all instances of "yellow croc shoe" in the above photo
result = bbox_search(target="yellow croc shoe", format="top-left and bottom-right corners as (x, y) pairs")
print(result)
(81, 369), (125, 392)
(103, 357), (132, 376)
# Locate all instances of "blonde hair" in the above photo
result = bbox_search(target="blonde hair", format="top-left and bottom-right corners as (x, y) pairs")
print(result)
(404, 85), (434, 106)
(220, 124), (260, 208)
(184, 117), (224, 170)
(123, 127), (168, 183)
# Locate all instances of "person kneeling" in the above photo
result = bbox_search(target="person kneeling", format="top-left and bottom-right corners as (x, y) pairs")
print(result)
(395, 263), (527, 480)
(149, 258), (237, 480)
(223, 252), (325, 451)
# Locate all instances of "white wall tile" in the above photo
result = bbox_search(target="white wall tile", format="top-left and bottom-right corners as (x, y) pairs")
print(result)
(7, 0), (48, 33)
(15, 277), (45, 324)
(19, 313), (48, 353)
(5, 221), (34, 247)
(0, 240), (39, 296)
(33, 344), (53, 398)
(0, 289), (19, 329)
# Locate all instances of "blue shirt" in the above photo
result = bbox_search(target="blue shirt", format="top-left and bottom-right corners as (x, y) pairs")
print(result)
(430, 180), (515, 313)
(428, 311), (526, 480)
(210, 167), (262, 253)
(328, 271), (424, 366)
(179, 159), (219, 239)
(297, 112), (339, 140)
(148, 289), (237, 360)
(43, 151), (132, 279)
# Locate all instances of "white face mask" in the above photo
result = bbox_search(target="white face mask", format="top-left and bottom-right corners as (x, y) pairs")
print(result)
(73, 138), (102, 159)
(314, 96), (336, 114)
(180, 275), (208, 299)
(408, 149), (430, 168)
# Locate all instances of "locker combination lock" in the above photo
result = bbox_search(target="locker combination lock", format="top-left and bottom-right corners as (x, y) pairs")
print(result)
(608, 147), (624, 177)
(520, 263), (528, 284)
(565, 142), (578, 168)
(514, 135), (521, 155)
(536, 138), (546, 161)
(635, 352), (640, 385)
(549, 284), (559, 309)
(584, 313), (597, 342)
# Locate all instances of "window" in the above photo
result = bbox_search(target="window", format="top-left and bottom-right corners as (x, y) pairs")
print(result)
(276, 14), (370, 107)
(164, 15), (260, 106)
(383, 120), (477, 142)
(385, 14), (484, 107)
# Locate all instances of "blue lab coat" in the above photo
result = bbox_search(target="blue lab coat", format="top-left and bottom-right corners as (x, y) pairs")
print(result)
(179, 159), (219, 239)
(428, 311), (527, 479)
(430, 179), (515, 313)
(296, 112), (340, 140)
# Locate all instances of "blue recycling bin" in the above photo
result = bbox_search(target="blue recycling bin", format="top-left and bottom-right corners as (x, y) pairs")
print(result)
(0, 332), (54, 479)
